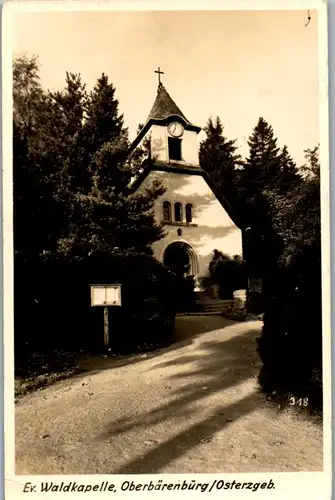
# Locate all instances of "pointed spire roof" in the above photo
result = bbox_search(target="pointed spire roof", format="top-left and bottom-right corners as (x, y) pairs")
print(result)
(130, 83), (201, 152)
(146, 83), (190, 124)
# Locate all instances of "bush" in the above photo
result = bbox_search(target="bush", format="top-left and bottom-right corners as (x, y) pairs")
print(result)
(208, 250), (247, 299)
(199, 275), (212, 294)
(257, 247), (322, 412)
(256, 147), (322, 412)
(15, 253), (177, 358)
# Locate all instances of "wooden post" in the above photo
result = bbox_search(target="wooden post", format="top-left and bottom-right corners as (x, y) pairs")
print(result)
(104, 306), (109, 348)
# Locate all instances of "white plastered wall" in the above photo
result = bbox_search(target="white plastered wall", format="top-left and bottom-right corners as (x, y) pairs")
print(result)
(137, 169), (243, 281)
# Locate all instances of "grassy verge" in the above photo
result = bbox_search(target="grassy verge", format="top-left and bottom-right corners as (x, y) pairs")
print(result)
(14, 340), (172, 401)
(15, 348), (79, 402)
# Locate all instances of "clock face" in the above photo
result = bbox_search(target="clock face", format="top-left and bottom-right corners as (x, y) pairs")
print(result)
(168, 121), (184, 138)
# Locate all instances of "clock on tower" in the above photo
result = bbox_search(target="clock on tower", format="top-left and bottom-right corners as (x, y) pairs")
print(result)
(167, 121), (184, 138)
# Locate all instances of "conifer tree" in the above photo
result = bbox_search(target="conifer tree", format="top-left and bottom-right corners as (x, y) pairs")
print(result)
(239, 118), (283, 285)
(53, 77), (165, 261)
(275, 145), (301, 194)
(57, 138), (165, 260)
(83, 73), (127, 159)
(199, 117), (242, 216)
(243, 117), (281, 191)
(50, 73), (88, 193)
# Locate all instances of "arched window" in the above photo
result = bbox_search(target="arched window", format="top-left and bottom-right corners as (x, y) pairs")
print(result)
(186, 203), (193, 223)
(162, 201), (171, 222)
(174, 202), (183, 222)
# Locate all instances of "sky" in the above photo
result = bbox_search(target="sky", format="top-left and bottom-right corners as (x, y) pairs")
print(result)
(12, 9), (319, 165)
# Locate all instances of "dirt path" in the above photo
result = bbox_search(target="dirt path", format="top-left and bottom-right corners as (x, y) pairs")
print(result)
(15, 316), (323, 474)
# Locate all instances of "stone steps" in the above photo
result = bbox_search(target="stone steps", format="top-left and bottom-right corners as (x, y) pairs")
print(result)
(196, 299), (231, 305)
(182, 311), (224, 316)
(194, 291), (233, 316)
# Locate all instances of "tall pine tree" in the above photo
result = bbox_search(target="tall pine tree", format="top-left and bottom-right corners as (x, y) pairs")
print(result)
(199, 117), (242, 220)
(273, 144), (301, 195)
(50, 72), (88, 194)
(240, 117), (284, 287)
(241, 117), (281, 209)
(84, 73), (127, 159)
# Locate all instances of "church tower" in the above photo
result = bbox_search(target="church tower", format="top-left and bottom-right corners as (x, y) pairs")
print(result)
(131, 79), (202, 168)
(130, 69), (243, 288)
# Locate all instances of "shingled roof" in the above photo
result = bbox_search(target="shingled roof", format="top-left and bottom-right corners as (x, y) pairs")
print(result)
(146, 83), (190, 124)
(130, 83), (201, 152)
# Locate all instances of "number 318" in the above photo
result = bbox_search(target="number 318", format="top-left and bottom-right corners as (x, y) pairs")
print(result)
(289, 397), (309, 406)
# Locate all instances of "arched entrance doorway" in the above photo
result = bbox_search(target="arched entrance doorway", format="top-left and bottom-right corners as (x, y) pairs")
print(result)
(163, 241), (198, 278)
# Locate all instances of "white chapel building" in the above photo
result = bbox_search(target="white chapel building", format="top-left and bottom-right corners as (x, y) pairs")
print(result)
(130, 78), (243, 289)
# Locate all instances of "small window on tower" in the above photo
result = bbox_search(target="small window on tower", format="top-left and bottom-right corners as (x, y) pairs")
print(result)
(168, 138), (182, 161)
(174, 202), (183, 222)
(162, 201), (171, 222)
(186, 203), (193, 223)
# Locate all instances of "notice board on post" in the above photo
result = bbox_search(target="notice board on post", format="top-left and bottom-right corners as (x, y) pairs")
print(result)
(90, 284), (122, 307)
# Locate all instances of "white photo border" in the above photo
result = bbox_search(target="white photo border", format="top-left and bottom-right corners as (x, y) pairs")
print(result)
(2, 1), (331, 498)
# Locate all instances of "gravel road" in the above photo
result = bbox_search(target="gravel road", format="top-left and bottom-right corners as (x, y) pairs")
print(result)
(15, 316), (323, 474)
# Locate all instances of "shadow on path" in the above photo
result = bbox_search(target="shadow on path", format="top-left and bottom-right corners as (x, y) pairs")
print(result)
(99, 324), (262, 473)
(116, 392), (258, 474)
(73, 316), (236, 379)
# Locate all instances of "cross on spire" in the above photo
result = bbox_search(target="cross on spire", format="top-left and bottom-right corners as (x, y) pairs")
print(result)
(155, 66), (164, 86)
